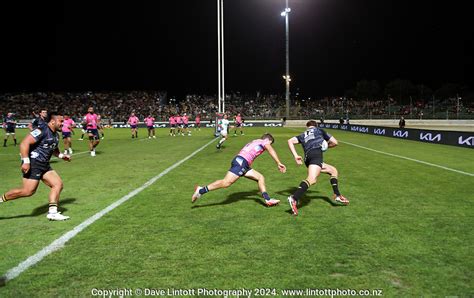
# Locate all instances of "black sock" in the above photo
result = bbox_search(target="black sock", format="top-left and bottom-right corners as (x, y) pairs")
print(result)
(14, 139), (17, 145)
(292, 180), (310, 202)
(330, 177), (341, 196)
(3, 139), (6, 146)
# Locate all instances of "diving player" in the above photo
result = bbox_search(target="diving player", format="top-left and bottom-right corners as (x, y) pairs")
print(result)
(287, 120), (349, 216)
(192, 133), (286, 207)
(3, 112), (17, 147)
(1, 112), (72, 221)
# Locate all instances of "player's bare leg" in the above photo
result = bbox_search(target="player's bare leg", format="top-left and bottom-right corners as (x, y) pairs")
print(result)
(192, 171), (239, 203)
(244, 169), (279, 207)
(42, 170), (69, 220)
(288, 164), (321, 215)
(321, 163), (349, 205)
(2, 178), (40, 201)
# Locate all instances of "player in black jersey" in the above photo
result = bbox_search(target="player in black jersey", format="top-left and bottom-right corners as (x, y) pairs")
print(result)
(3, 112), (17, 147)
(28, 108), (48, 131)
(1, 112), (72, 221)
(287, 120), (349, 216)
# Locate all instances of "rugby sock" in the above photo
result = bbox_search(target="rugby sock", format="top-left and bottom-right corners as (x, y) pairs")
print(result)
(48, 203), (58, 214)
(199, 186), (209, 195)
(330, 177), (341, 196)
(14, 139), (17, 146)
(1, 193), (7, 202)
(292, 180), (310, 202)
(262, 192), (271, 201)
(218, 138), (226, 145)
(3, 139), (6, 146)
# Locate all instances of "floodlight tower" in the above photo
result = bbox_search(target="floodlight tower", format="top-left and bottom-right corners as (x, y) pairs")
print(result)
(281, 0), (291, 119)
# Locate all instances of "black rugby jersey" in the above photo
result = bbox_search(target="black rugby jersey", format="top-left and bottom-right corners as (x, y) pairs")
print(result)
(29, 126), (59, 163)
(3, 115), (16, 129)
(296, 127), (332, 154)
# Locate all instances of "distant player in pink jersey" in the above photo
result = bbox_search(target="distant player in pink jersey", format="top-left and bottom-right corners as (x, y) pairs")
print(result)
(182, 113), (191, 136)
(192, 133), (286, 207)
(175, 114), (183, 136)
(169, 115), (177, 136)
(61, 114), (76, 155)
(195, 114), (201, 131)
(128, 112), (140, 138)
(144, 114), (156, 139)
(233, 113), (244, 136)
(84, 107), (100, 156)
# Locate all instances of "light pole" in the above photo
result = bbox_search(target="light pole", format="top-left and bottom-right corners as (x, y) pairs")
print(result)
(281, 1), (291, 119)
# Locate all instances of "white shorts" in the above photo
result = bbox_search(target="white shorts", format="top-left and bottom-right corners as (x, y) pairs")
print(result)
(220, 130), (228, 137)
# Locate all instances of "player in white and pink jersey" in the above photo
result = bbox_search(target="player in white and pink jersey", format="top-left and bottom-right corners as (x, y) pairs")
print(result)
(61, 114), (76, 155)
(128, 112), (140, 138)
(192, 133), (286, 207)
(85, 106), (100, 156)
(144, 114), (156, 139)
(176, 114), (183, 136)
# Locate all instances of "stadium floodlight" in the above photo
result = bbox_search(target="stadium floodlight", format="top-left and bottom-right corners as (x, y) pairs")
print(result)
(281, 0), (291, 119)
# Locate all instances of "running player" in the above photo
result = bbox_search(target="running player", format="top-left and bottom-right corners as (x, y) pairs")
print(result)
(3, 112), (17, 147)
(84, 107), (100, 156)
(78, 116), (87, 140)
(192, 133), (286, 207)
(1, 112), (72, 221)
(29, 108), (48, 131)
(195, 114), (201, 131)
(287, 120), (349, 216)
(144, 114), (156, 139)
(233, 113), (244, 136)
(128, 112), (139, 138)
(182, 113), (190, 136)
(61, 114), (75, 154)
(169, 114), (176, 136)
(216, 114), (231, 149)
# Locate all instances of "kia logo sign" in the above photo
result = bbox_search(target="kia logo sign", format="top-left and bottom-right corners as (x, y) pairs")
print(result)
(374, 128), (385, 135)
(264, 123), (283, 127)
(393, 130), (408, 138)
(242, 123), (254, 127)
(206, 124), (216, 127)
(458, 136), (474, 146)
(420, 133), (441, 142)
(351, 126), (368, 133)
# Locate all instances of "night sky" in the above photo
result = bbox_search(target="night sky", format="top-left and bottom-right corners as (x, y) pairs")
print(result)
(1, 0), (473, 98)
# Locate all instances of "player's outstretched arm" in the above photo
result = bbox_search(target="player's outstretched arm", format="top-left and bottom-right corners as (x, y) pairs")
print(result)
(287, 137), (303, 165)
(264, 143), (286, 173)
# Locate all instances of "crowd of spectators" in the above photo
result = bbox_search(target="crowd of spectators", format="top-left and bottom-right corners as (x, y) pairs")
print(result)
(1, 91), (473, 123)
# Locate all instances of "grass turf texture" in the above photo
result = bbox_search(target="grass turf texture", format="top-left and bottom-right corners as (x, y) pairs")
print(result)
(0, 127), (472, 296)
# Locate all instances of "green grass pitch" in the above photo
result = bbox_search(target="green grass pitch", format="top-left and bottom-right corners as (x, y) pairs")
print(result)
(0, 127), (472, 296)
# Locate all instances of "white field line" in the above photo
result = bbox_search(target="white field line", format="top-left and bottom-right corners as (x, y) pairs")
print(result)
(1, 138), (216, 285)
(285, 127), (473, 177)
(341, 141), (474, 177)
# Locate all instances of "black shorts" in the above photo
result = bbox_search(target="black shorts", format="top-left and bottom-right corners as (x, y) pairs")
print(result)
(6, 127), (15, 133)
(304, 149), (323, 168)
(23, 160), (52, 180)
(229, 155), (251, 177)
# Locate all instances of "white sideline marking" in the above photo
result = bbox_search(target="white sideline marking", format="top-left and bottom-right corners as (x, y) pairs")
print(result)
(1, 138), (216, 284)
(341, 141), (474, 177)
